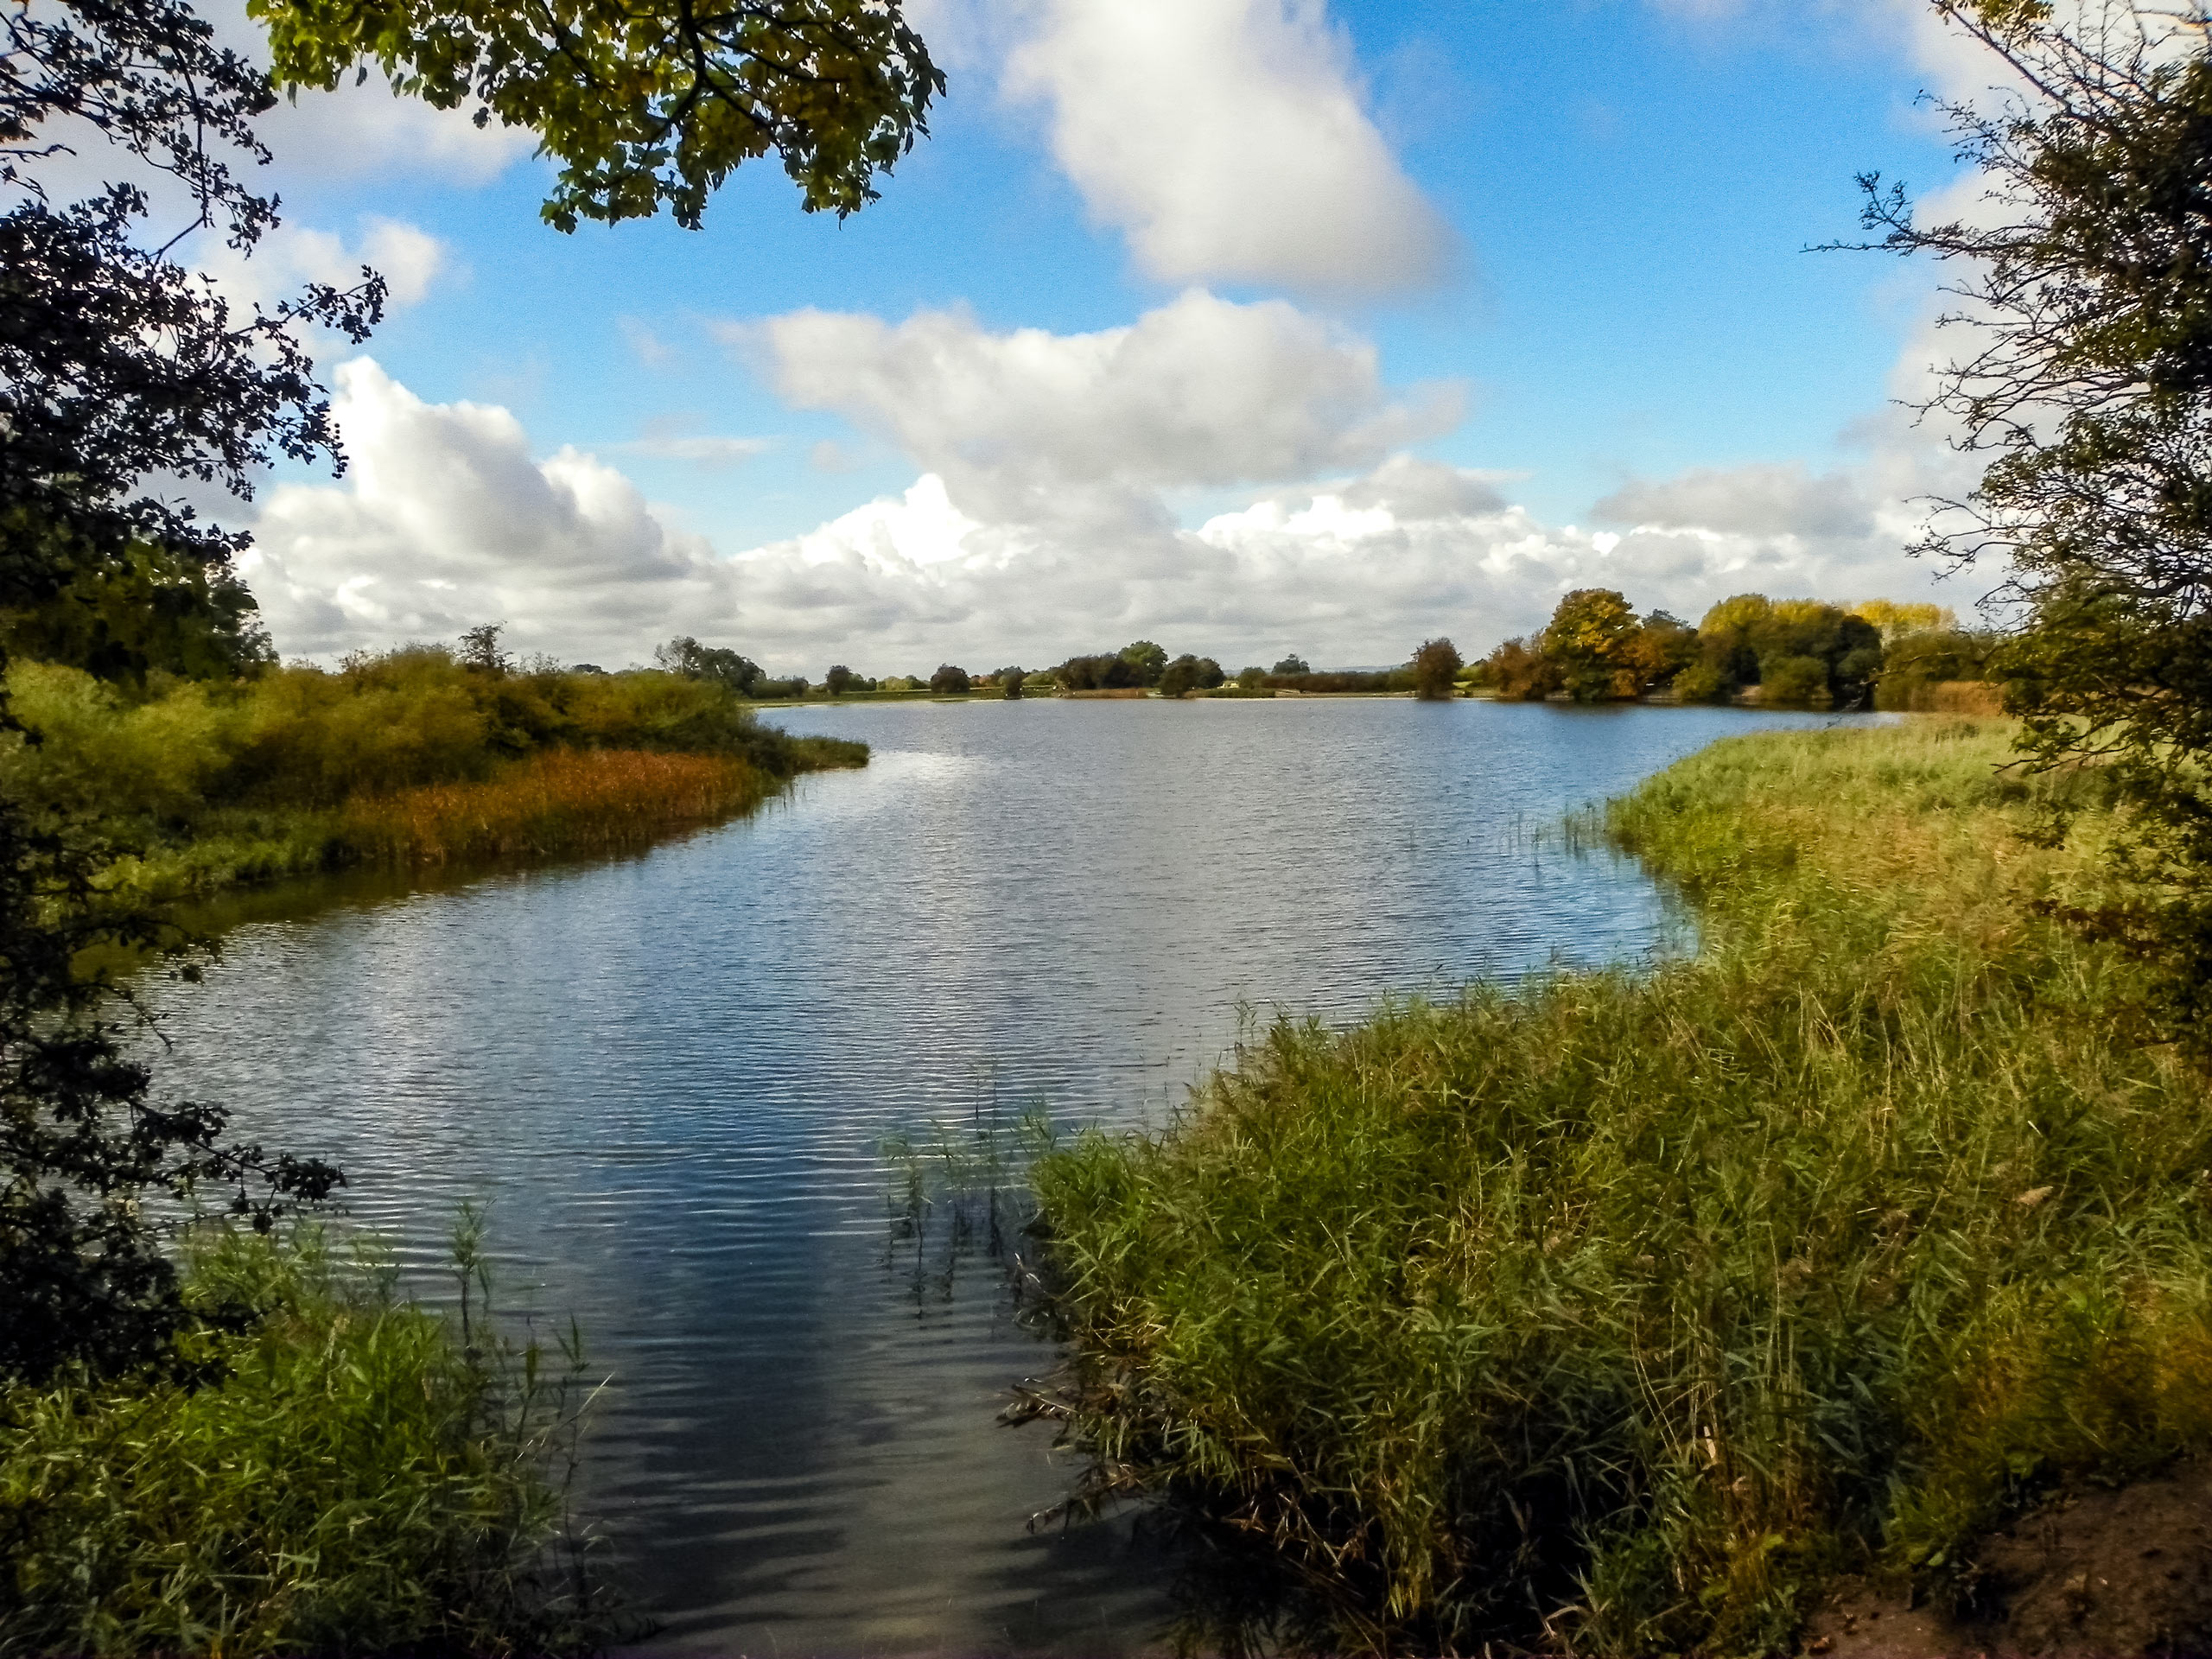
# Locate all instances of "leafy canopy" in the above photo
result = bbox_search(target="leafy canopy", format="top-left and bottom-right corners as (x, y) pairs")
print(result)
(250, 0), (944, 230)
(1853, 0), (2212, 1039)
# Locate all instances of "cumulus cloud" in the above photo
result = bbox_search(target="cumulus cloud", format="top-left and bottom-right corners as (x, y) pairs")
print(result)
(244, 359), (739, 661)
(610, 434), (776, 470)
(1595, 462), (1874, 539)
(995, 0), (1452, 292)
(736, 289), (1462, 526)
(245, 353), (1961, 675)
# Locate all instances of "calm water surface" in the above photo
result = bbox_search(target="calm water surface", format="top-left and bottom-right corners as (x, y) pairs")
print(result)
(147, 698), (1869, 1656)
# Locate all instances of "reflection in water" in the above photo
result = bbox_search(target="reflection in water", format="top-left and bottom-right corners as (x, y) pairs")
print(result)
(143, 699), (1870, 1654)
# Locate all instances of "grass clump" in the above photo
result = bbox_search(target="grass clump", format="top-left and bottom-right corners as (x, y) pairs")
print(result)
(0, 1220), (607, 1658)
(1028, 717), (2212, 1655)
(0, 650), (867, 899)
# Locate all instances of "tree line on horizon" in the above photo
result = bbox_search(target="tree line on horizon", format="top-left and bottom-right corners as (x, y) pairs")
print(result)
(651, 634), (1469, 700)
(1472, 589), (1993, 710)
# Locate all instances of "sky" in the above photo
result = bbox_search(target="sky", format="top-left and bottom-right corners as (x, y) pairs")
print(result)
(171, 0), (2019, 675)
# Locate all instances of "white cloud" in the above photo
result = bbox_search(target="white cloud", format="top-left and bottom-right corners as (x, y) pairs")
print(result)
(244, 359), (740, 661)
(245, 353), (1961, 676)
(610, 435), (775, 470)
(619, 317), (677, 368)
(995, 0), (1452, 292)
(197, 216), (450, 318)
(736, 289), (1462, 527)
(1595, 462), (1873, 539)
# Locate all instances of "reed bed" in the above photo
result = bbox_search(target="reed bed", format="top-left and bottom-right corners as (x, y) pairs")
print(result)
(0, 1223), (607, 1658)
(337, 747), (772, 867)
(1027, 718), (2212, 1655)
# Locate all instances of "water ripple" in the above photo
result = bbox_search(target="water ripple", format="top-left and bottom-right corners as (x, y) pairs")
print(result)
(143, 698), (1871, 1655)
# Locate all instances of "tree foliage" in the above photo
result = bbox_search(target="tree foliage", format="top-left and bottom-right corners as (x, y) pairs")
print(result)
(1157, 654), (1224, 699)
(0, 543), (274, 683)
(1478, 591), (1890, 707)
(0, 0), (380, 1382)
(1410, 637), (1462, 701)
(3, 0), (937, 1380)
(656, 634), (764, 694)
(1855, 0), (2212, 1035)
(251, 0), (943, 230)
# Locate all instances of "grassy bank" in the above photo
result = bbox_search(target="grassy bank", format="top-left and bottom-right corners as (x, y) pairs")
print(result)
(0, 1225), (605, 1657)
(1028, 718), (2212, 1655)
(0, 653), (866, 899)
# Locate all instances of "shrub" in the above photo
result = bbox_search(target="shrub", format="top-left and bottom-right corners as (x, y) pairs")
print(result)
(1670, 661), (1730, 703)
(1758, 652), (1834, 708)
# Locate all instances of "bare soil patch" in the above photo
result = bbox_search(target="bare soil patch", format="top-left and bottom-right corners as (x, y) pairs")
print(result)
(1801, 1462), (2212, 1657)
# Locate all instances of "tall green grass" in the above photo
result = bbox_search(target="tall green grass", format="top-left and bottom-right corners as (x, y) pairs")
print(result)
(1029, 719), (2212, 1655)
(0, 652), (865, 898)
(0, 1221), (608, 1657)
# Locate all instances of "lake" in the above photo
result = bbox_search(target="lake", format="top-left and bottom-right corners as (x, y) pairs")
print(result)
(144, 696), (1871, 1655)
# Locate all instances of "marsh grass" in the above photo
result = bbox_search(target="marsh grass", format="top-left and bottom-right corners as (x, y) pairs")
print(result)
(0, 1217), (613, 1657)
(1028, 717), (2212, 1655)
(881, 1082), (1052, 1308)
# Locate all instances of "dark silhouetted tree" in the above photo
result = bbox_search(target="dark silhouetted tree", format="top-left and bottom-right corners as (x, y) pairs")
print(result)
(1411, 638), (1462, 700)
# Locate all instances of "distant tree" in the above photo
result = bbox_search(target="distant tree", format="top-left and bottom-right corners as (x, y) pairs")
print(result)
(1156, 653), (1223, 698)
(1695, 594), (1773, 691)
(930, 663), (972, 694)
(457, 622), (512, 676)
(1542, 589), (1642, 702)
(824, 664), (861, 696)
(1118, 640), (1169, 686)
(1236, 665), (1268, 689)
(1619, 610), (1701, 695)
(1690, 595), (1882, 708)
(656, 635), (765, 694)
(1055, 652), (1143, 691)
(1851, 600), (1955, 639)
(995, 665), (1026, 699)
(1411, 638), (1462, 701)
(1482, 636), (1565, 702)
(1272, 653), (1312, 677)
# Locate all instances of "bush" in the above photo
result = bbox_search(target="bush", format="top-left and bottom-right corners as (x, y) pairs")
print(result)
(1670, 661), (1730, 703)
(1758, 652), (1834, 708)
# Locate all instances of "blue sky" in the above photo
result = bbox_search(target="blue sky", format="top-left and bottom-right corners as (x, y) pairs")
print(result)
(208, 0), (2000, 674)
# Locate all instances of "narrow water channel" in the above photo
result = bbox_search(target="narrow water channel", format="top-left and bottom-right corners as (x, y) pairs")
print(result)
(144, 698), (1871, 1654)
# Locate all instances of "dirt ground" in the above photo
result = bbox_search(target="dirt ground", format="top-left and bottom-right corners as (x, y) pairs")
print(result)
(1798, 1461), (2212, 1657)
